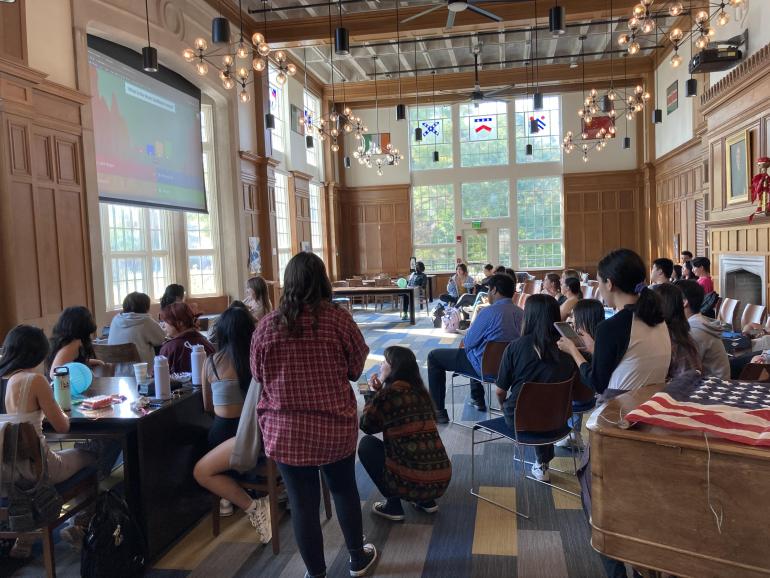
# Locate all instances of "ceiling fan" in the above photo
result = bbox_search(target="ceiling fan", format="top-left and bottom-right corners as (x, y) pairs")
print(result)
(401, 0), (504, 29)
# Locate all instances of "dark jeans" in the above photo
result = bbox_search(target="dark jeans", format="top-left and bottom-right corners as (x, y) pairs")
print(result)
(439, 293), (457, 305)
(427, 348), (483, 411)
(502, 413), (555, 465)
(401, 293), (411, 313)
(277, 454), (365, 577)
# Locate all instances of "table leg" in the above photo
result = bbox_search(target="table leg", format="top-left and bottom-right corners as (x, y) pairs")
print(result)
(409, 290), (416, 325)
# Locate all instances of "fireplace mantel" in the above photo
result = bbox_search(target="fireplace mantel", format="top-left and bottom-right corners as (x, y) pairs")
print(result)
(718, 255), (767, 307)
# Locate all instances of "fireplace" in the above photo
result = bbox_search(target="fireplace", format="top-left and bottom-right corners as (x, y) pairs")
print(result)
(718, 255), (767, 307)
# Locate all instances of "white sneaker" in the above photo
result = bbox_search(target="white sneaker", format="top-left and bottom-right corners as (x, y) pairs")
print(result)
(219, 498), (234, 517)
(530, 462), (550, 482)
(246, 497), (272, 544)
(555, 432), (585, 450)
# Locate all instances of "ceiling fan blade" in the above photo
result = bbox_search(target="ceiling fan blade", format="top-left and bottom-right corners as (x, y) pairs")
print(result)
(446, 11), (456, 28)
(467, 4), (502, 22)
(485, 84), (516, 97)
(401, 3), (444, 23)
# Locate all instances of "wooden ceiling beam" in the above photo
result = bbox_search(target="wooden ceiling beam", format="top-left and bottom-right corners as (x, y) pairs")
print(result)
(204, 0), (641, 47)
(327, 55), (653, 102)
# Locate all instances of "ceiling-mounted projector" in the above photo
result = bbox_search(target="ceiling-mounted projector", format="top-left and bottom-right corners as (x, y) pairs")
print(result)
(689, 30), (747, 74)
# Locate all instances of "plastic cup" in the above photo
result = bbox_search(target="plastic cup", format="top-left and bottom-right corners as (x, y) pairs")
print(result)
(133, 362), (149, 383)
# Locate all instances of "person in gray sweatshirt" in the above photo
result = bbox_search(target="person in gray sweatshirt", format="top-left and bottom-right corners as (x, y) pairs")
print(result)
(676, 280), (731, 380)
(108, 292), (167, 376)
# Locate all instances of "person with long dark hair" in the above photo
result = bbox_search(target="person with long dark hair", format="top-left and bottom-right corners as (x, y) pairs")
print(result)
(495, 295), (576, 481)
(557, 248), (671, 399)
(559, 277), (583, 321)
(1, 325), (97, 557)
(653, 283), (702, 378)
(675, 280), (730, 379)
(244, 276), (272, 322)
(542, 273), (565, 304)
(159, 302), (214, 374)
(47, 306), (103, 377)
(358, 346), (452, 520)
(250, 252), (377, 578)
(572, 299), (605, 342)
(160, 283), (186, 310)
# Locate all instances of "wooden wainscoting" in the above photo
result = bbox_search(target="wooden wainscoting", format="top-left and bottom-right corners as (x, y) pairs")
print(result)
(338, 184), (412, 278)
(563, 170), (643, 275)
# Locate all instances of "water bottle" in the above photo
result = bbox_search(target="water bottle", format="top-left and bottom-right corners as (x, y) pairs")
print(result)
(154, 355), (171, 400)
(190, 344), (206, 386)
(52, 366), (71, 411)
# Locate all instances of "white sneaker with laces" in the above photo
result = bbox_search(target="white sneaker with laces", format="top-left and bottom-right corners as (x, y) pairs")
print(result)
(246, 497), (272, 544)
(555, 432), (585, 450)
(530, 462), (550, 482)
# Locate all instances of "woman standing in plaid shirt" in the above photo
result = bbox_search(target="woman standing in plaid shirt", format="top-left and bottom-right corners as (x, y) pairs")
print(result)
(250, 252), (377, 578)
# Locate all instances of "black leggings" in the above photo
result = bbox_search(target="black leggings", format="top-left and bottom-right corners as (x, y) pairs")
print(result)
(277, 454), (365, 577)
(208, 415), (239, 449)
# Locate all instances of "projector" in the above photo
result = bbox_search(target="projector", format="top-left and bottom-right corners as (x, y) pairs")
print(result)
(689, 31), (746, 74)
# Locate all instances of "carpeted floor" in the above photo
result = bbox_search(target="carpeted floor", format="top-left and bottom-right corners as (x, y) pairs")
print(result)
(7, 305), (606, 578)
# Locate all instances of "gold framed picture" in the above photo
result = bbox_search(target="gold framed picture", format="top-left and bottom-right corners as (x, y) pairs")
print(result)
(726, 130), (751, 204)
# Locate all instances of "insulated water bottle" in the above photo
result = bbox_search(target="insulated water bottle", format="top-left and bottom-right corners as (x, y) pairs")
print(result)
(190, 344), (206, 386)
(52, 366), (71, 411)
(154, 355), (171, 400)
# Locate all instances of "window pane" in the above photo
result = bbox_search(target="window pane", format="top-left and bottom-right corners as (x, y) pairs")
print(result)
(274, 173), (291, 282)
(186, 213), (213, 250)
(516, 176), (563, 268)
(514, 95), (562, 163)
(304, 90), (321, 166)
(189, 255), (217, 295)
(409, 105), (453, 170)
(415, 247), (455, 272)
(111, 257), (145, 307)
(149, 209), (167, 251)
(108, 205), (144, 252)
(412, 184), (455, 246)
(309, 183), (323, 258)
(459, 101), (508, 167)
(461, 180), (509, 220)
(465, 233), (487, 277)
(152, 256), (170, 300)
(519, 242), (563, 269)
(498, 228), (511, 267)
(269, 64), (286, 152)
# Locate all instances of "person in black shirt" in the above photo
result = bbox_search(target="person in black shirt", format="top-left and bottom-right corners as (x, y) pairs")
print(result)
(402, 261), (427, 321)
(495, 294), (575, 482)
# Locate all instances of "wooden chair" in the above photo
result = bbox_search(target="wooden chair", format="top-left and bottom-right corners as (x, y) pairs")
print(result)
(374, 277), (397, 310)
(717, 298), (741, 330)
(518, 293), (531, 308)
(521, 281), (537, 295)
(346, 278), (367, 309)
(450, 341), (511, 428)
(93, 343), (141, 365)
(738, 363), (770, 382)
(0, 423), (99, 578)
(332, 280), (352, 312)
(470, 377), (575, 519)
(740, 304), (766, 330)
(210, 458), (332, 555)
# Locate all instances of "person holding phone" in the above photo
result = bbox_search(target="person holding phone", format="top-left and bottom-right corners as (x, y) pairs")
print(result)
(358, 347), (452, 521)
(495, 295), (576, 482)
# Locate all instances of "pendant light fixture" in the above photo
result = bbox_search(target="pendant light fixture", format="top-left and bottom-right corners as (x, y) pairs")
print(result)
(395, 0), (406, 121)
(525, 54), (534, 156)
(262, 2), (275, 131)
(532, 0), (543, 110)
(652, 25), (662, 124)
(142, 0), (158, 72)
(549, 0), (565, 36)
(335, 0), (350, 55)
(211, 0), (230, 44)
(623, 53), (631, 150)
(431, 70), (439, 162)
(686, 3), (697, 97)
(414, 41), (422, 142)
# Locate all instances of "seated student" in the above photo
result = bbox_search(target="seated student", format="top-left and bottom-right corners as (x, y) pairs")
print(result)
(427, 274), (524, 422)
(653, 283), (702, 378)
(671, 264), (683, 282)
(439, 263), (474, 307)
(494, 265), (507, 274)
(160, 283), (186, 311)
(358, 346), (452, 520)
(1, 325), (98, 558)
(159, 302), (214, 373)
(47, 306), (105, 377)
(474, 263), (495, 293)
(560, 268), (580, 286)
(542, 273), (565, 305)
(108, 292), (167, 375)
(495, 295), (576, 482)
(683, 260), (697, 281)
(649, 258), (674, 286)
(676, 280), (730, 380)
(560, 277), (583, 321)
(243, 276), (273, 322)
(691, 256), (714, 294)
(401, 261), (427, 321)
(680, 250), (693, 266)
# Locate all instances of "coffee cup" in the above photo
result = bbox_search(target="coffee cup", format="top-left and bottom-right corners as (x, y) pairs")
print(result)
(133, 362), (149, 383)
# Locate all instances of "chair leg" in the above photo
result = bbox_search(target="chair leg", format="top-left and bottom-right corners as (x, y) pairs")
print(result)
(321, 473), (332, 520)
(469, 429), (529, 519)
(267, 462), (280, 555)
(212, 494), (221, 537)
(516, 444), (531, 519)
(42, 527), (56, 578)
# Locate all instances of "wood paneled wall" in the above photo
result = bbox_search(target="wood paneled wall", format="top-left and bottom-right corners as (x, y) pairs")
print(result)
(289, 171), (312, 251)
(563, 170), (643, 275)
(338, 184), (412, 278)
(0, 61), (92, 337)
(0, 0), (27, 64)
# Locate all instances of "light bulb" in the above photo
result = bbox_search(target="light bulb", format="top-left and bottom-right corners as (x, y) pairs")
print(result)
(183, 48), (196, 62)
(287, 63), (297, 76)
(583, 155), (589, 163)
(236, 43), (249, 59)
(257, 42), (271, 56)
(706, 26), (716, 37)
(669, 28), (684, 42)
(239, 89), (251, 103)
(643, 91), (650, 101)
(331, 128), (339, 137)
(237, 67), (249, 80)
(669, 1), (683, 16)
(618, 33), (630, 46)
(353, 151), (360, 158)
(695, 10), (709, 23)
(632, 4), (646, 18)
(729, 0), (743, 5)
(671, 53), (682, 67)
(713, 10), (729, 26)
(626, 111), (634, 120)
(628, 41), (641, 55)
(330, 112), (339, 122)
(344, 106), (352, 116)
(276, 71), (287, 85)
(581, 132), (589, 140)
(331, 143), (339, 152)
(695, 35), (709, 49)
(252, 57), (266, 72)
(275, 50), (286, 62)
(628, 17), (640, 30)
(194, 38), (208, 51)
(252, 32), (265, 46)
(223, 54), (234, 67)
(195, 61), (209, 76)
(222, 78), (235, 90)
(641, 19), (655, 34)
(344, 124), (353, 133)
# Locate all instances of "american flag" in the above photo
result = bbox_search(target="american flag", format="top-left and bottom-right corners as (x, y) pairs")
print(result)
(625, 371), (770, 446)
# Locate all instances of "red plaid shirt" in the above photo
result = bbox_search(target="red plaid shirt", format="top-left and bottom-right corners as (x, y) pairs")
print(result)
(250, 304), (369, 466)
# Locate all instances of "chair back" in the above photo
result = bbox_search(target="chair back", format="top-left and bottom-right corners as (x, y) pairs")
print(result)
(519, 293), (530, 308)
(374, 277), (391, 287)
(741, 304), (766, 328)
(93, 343), (141, 365)
(0, 422), (45, 481)
(572, 375), (596, 404)
(332, 280), (349, 288)
(522, 281), (537, 295)
(718, 297), (740, 329)
(738, 363), (770, 382)
(480, 341), (511, 380)
(348, 278), (364, 287)
(513, 376), (574, 433)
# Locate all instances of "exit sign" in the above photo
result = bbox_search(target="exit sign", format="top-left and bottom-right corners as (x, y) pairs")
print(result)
(471, 221), (482, 230)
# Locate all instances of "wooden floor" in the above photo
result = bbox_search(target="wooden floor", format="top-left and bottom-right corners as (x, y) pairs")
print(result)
(6, 306), (606, 578)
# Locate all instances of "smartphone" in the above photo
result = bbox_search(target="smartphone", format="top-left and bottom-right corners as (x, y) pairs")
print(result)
(554, 322), (586, 350)
(357, 380), (370, 394)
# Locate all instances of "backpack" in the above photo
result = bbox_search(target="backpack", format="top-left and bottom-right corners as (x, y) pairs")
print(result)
(81, 490), (146, 578)
(442, 307), (461, 333)
(701, 291), (719, 319)
(431, 304), (445, 328)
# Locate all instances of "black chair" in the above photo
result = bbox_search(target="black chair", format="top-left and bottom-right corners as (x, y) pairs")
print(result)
(470, 377), (574, 519)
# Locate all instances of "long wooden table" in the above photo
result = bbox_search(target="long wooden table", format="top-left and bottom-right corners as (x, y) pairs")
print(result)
(587, 385), (770, 577)
(45, 377), (211, 561)
(333, 286), (417, 324)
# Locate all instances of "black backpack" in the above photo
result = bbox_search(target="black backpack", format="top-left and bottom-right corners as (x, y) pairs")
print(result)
(431, 304), (445, 328)
(701, 291), (719, 319)
(81, 490), (145, 578)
